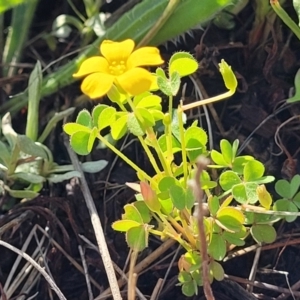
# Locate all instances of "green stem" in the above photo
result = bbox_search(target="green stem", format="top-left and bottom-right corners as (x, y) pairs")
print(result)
(96, 133), (153, 183)
(178, 104), (188, 185)
(270, 0), (300, 40)
(147, 127), (173, 176)
(138, 136), (162, 175)
(2, 0), (39, 77)
(126, 96), (163, 175)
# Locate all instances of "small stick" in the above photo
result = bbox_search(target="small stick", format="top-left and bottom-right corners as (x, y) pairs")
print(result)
(191, 156), (214, 300)
(64, 136), (122, 300)
(0, 240), (66, 300)
(78, 245), (93, 300)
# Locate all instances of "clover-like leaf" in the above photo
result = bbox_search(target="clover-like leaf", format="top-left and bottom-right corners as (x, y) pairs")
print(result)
(169, 184), (186, 210)
(244, 160), (265, 181)
(169, 52), (198, 77)
(219, 170), (241, 191)
(216, 207), (245, 232)
(123, 204), (144, 223)
(70, 131), (90, 155)
(210, 261), (224, 281)
(250, 224), (276, 243)
(208, 233), (226, 261)
(126, 225), (148, 251)
(76, 109), (92, 128)
(111, 220), (141, 232)
(98, 107), (116, 130)
(111, 114), (128, 140)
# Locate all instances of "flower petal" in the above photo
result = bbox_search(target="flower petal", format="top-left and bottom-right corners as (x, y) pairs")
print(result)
(81, 73), (114, 99)
(73, 57), (109, 78)
(101, 39), (135, 63)
(116, 68), (154, 96)
(127, 47), (164, 69)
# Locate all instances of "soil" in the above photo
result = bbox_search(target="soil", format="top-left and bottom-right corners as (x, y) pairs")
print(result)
(1, 1), (300, 300)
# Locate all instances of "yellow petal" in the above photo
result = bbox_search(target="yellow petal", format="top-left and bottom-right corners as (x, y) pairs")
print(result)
(116, 68), (154, 96)
(73, 57), (109, 78)
(127, 47), (164, 69)
(100, 39), (135, 63)
(81, 73), (114, 99)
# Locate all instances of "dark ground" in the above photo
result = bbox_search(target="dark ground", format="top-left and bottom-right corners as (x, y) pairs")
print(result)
(1, 0), (300, 299)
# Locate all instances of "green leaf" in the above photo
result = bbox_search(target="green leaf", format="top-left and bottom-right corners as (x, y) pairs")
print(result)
(169, 52), (198, 77)
(136, 94), (162, 110)
(178, 271), (191, 283)
(219, 171), (241, 191)
(63, 123), (91, 135)
(274, 199), (298, 223)
(127, 113), (145, 136)
(70, 131), (90, 155)
(250, 224), (276, 243)
(157, 75), (173, 96)
(231, 139), (239, 159)
(111, 115), (128, 140)
(158, 176), (177, 192)
(17, 135), (48, 159)
(156, 67), (167, 79)
(47, 171), (81, 183)
(92, 104), (109, 127)
(169, 184), (186, 210)
(0, 141), (11, 166)
(98, 107), (116, 130)
(211, 261), (224, 281)
(136, 107), (155, 128)
(220, 139), (233, 165)
(293, 191), (300, 209)
(223, 231), (245, 246)
(126, 225), (148, 251)
(170, 71), (181, 95)
(243, 160), (265, 181)
(81, 160), (108, 173)
(134, 201), (151, 223)
(12, 172), (45, 183)
(232, 182), (258, 204)
(275, 179), (291, 199)
(185, 187), (195, 210)
(185, 126), (207, 162)
(112, 220), (140, 232)
(7, 188), (39, 199)
(158, 134), (182, 155)
(181, 281), (196, 297)
(208, 196), (220, 216)
(210, 150), (227, 167)
(290, 175), (300, 197)
(87, 127), (98, 153)
(76, 109), (92, 128)
(232, 155), (254, 174)
(208, 233), (226, 260)
(123, 204), (144, 223)
(216, 207), (245, 232)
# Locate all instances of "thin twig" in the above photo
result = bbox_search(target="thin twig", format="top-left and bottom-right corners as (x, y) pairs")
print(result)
(191, 156), (214, 300)
(0, 240), (66, 300)
(63, 136), (122, 300)
(78, 245), (93, 300)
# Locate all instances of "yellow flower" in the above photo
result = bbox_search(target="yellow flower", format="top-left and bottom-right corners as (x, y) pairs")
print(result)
(73, 39), (164, 99)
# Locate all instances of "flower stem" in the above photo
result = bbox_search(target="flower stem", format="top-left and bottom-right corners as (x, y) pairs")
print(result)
(181, 91), (233, 111)
(96, 133), (153, 183)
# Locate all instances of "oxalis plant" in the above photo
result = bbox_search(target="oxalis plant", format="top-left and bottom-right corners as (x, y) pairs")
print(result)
(63, 39), (283, 297)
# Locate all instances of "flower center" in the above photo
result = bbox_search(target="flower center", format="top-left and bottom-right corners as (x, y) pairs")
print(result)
(108, 60), (126, 76)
